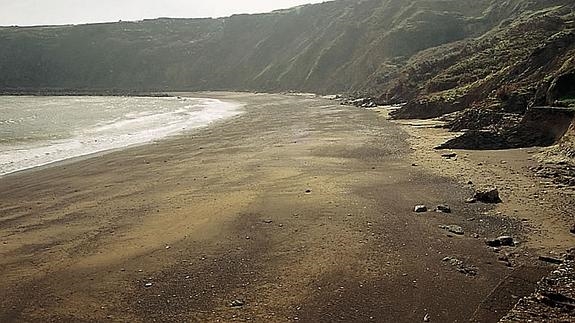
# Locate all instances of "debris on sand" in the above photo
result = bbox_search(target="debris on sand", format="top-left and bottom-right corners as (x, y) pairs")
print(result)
(441, 152), (457, 159)
(439, 224), (464, 235)
(442, 256), (478, 276)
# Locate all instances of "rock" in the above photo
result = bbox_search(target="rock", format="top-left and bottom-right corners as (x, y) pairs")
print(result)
(486, 236), (515, 247)
(414, 205), (428, 213)
(263, 219), (273, 224)
(497, 236), (515, 246)
(473, 187), (502, 203)
(538, 256), (563, 265)
(144, 282), (153, 288)
(441, 153), (457, 159)
(436, 205), (452, 213)
(424, 313), (431, 322)
(305, 189), (312, 194)
(570, 223), (575, 234)
(465, 197), (477, 203)
(230, 299), (245, 307)
(440, 225), (464, 235)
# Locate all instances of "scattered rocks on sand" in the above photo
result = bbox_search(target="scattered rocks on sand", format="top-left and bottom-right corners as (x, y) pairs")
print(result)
(436, 205), (451, 213)
(414, 205), (428, 213)
(473, 187), (502, 203)
(500, 251), (575, 322)
(486, 235), (515, 247)
(440, 225), (464, 235)
(231, 299), (245, 307)
(442, 256), (478, 276)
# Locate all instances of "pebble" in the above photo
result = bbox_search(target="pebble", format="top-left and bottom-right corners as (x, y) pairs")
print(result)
(230, 299), (245, 307)
(440, 225), (464, 235)
(436, 205), (451, 213)
(144, 282), (153, 288)
(414, 205), (428, 213)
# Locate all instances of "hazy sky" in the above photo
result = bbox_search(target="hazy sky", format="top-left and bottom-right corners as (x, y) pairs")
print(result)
(0, 0), (328, 26)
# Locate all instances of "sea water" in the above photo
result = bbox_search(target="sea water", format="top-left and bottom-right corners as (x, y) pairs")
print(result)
(0, 96), (242, 176)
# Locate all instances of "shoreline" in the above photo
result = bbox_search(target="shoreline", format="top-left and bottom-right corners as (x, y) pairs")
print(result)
(0, 94), (245, 178)
(0, 92), (572, 322)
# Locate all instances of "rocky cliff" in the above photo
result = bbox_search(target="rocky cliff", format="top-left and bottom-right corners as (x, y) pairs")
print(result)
(1, 0), (574, 149)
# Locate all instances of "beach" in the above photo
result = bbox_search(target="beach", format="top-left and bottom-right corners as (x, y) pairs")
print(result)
(0, 92), (572, 322)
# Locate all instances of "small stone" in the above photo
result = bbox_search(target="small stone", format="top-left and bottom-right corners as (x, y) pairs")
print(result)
(440, 225), (464, 235)
(570, 224), (575, 234)
(144, 282), (153, 288)
(538, 256), (563, 264)
(497, 236), (515, 246)
(465, 198), (477, 204)
(414, 205), (428, 213)
(424, 313), (431, 322)
(305, 189), (312, 194)
(231, 299), (245, 307)
(263, 219), (273, 224)
(441, 153), (457, 159)
(165, 245), (171, 249)
(436, 205), (451, 213)
(473, 187), (502, 203)
(486, 236), (515, 247)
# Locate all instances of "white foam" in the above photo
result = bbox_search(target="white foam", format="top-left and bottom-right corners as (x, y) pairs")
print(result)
(0, 97), (243, 176)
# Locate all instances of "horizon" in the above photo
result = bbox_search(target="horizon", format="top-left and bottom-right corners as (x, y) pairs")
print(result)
(0, 0), (328, 27)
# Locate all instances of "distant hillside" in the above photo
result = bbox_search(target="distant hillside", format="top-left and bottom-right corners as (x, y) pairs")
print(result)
(1, 0), (574, 150)
(0, 0), (554, 93)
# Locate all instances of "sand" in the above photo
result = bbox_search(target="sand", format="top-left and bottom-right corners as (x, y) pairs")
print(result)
(0, 92), (572, 322)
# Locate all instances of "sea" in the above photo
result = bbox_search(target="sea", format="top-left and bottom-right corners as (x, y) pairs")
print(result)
(0, 95), (243, 176)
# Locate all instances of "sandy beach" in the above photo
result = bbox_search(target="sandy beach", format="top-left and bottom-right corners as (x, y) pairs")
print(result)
(0, 92), (573, 322)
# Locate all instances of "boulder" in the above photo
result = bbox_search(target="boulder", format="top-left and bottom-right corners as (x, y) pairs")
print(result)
(473, 187), (502, 203)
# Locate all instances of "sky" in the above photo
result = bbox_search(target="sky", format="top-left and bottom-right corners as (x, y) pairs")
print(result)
(0, 0), (328, 26)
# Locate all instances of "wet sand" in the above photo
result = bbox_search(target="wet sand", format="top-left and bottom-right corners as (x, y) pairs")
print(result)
(0, 92), (571, 322)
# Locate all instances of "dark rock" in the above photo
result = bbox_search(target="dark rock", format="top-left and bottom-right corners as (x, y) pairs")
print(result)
(473, 187), (502, 203)
(497, 235), (515, 246)
(414, 205), (428, 213)
(441, 153), (458, 159)
(570, 223), (575, 234)
(538, 256), (563, 265)
(436, 205), (452, 213)
(231, 299), (245, 307)
(305, 189), (312, 194)
(486, 235), (515, 247)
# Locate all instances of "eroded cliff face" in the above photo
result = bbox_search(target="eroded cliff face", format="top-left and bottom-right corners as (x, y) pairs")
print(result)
(1, 0), (569, 95)
(1, 0), (574, 149)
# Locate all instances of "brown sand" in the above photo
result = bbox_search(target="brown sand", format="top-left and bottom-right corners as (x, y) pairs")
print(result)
(0, 92), (572, 322)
